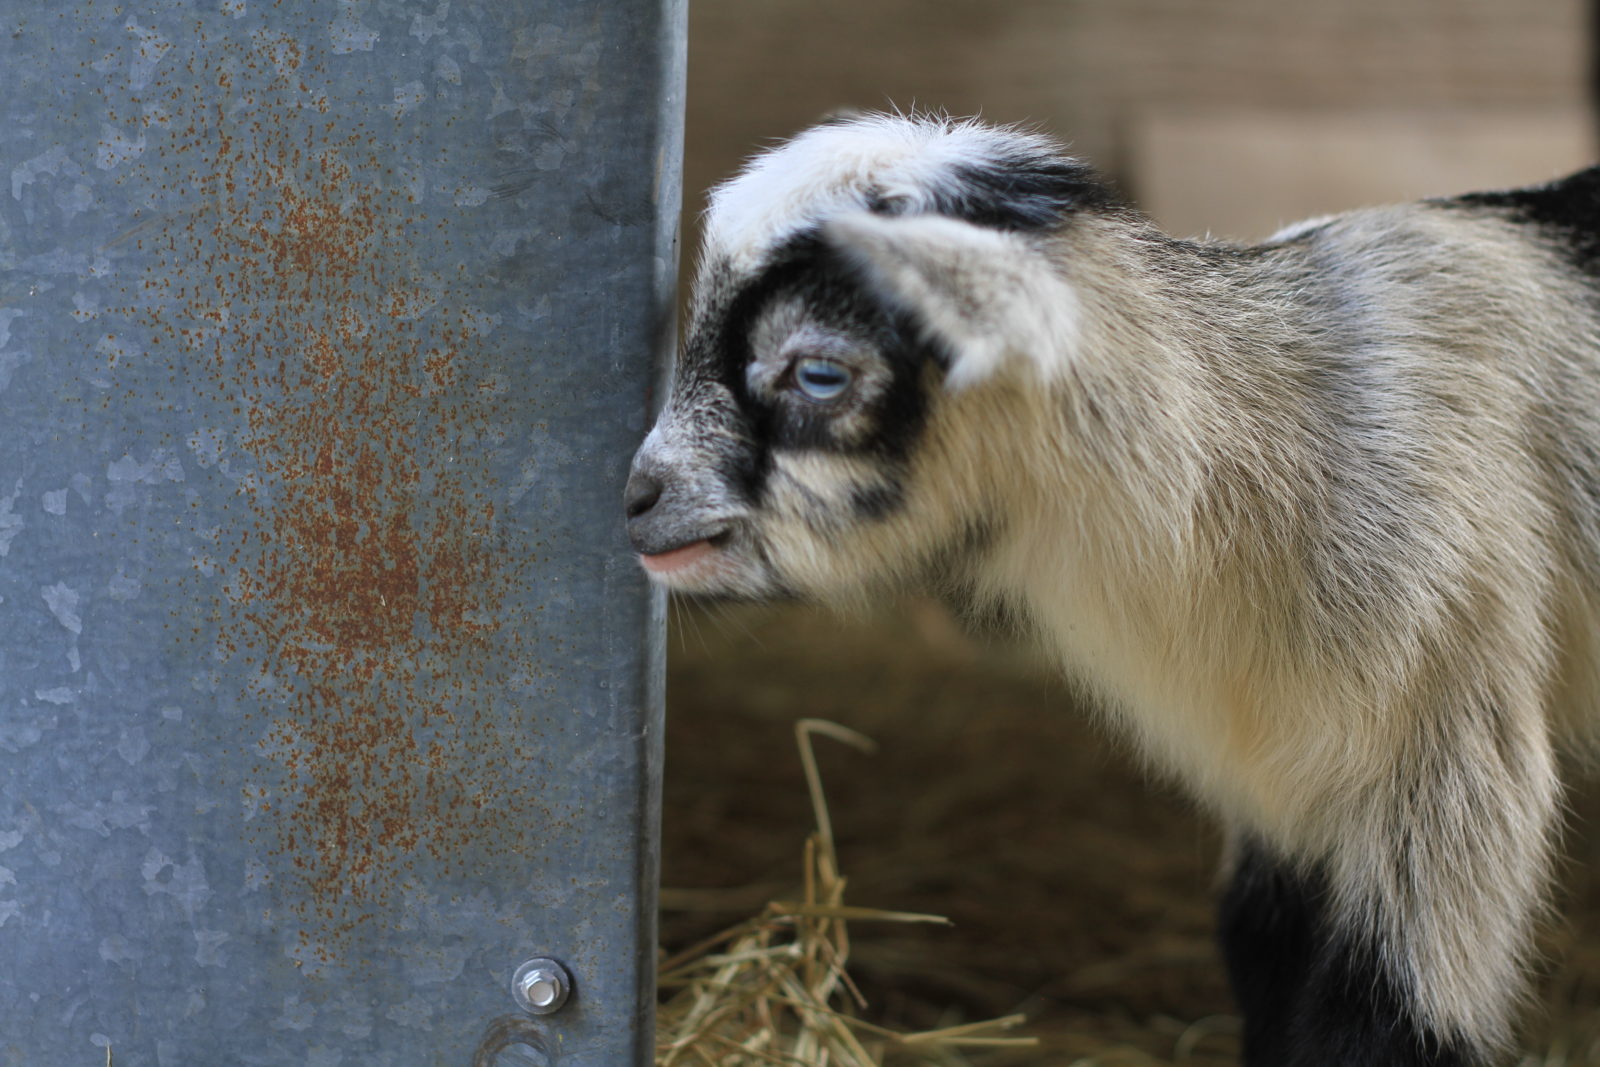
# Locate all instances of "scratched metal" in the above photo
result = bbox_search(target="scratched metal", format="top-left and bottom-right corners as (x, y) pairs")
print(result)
(0, 1), (680, 1063)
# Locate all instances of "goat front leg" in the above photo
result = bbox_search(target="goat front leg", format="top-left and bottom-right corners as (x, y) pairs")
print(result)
(1220, 838), (1475, 1066)
(1217, 703), (1558, 1067)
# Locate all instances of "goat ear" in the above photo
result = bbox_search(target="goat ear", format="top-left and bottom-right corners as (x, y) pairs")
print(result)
(821, 212), (1076, 387)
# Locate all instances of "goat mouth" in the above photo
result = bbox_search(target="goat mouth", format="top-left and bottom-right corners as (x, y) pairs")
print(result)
(638, 539), (718, 575)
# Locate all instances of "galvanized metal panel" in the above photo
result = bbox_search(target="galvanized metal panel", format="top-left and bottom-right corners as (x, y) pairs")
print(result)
(0, 1), (681, 1063)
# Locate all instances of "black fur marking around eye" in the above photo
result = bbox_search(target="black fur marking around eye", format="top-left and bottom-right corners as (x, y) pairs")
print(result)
(1454, 167), (1600, 278)
(699, 231), (939, 510)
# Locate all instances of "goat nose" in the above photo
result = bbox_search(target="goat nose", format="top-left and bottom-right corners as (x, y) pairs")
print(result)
(624, 469), (663, 519)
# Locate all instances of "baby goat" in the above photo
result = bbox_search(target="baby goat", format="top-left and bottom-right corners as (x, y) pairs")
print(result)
(624, 112), (1600, 1065)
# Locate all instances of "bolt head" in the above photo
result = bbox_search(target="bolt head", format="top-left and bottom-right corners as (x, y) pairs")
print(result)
(511, 957), (572, 1015)
(522, 971), (559, 1007)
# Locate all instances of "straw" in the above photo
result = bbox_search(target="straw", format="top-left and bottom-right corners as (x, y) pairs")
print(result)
(656, 719), (1040, 1066)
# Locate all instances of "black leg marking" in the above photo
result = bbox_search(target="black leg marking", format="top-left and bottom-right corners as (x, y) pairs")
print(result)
(1218, 840), (1478, 1067)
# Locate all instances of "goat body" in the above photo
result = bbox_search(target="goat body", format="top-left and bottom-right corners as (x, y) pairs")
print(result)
(625, 113), (1600, 1066)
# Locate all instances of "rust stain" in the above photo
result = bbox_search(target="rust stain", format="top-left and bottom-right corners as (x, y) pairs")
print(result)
(117, 24), (531, 952)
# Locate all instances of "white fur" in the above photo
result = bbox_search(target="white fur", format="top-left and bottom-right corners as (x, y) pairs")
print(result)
(823, 212), (1080, 387)
(704, 113), (1064, 272)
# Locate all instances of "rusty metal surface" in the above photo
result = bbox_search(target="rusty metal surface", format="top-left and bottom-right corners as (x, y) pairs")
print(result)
(0, 0), (681, 1063)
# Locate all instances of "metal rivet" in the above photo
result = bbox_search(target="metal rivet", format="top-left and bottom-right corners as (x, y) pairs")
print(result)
(511, 958), (571, 1016)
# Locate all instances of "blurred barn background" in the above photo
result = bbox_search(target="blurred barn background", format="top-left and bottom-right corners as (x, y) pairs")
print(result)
(659, 3), (1600, 1063)
(683, 0), (1593, 241)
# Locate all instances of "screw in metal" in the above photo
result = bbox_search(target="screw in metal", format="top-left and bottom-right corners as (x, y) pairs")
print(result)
(511, 958), (572, 1016)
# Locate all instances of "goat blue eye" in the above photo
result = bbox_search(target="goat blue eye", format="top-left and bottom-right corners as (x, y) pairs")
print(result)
(793, 357), (853, 401)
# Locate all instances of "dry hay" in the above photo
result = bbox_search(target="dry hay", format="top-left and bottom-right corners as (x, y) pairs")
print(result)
(656, 719), (1038, 1066)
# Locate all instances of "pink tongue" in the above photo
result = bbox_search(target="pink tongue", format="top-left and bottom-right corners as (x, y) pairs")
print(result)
(639, 540), (713, 574)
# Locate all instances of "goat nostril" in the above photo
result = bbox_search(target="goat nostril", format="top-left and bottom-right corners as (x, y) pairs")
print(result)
(624, 470), (663, 519)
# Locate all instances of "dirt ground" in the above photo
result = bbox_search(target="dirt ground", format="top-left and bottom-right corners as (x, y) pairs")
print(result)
(659, 599), (1600, 1065)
